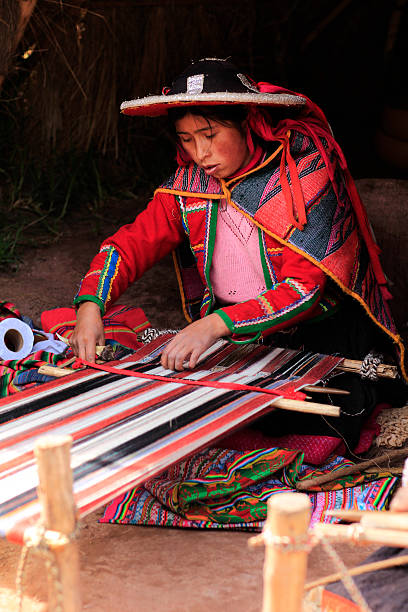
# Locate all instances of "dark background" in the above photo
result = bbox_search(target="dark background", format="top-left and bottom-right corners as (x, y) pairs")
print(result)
(2, 0), (406, 184)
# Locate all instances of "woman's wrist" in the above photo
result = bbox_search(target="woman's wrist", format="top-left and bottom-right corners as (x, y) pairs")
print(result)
(77, 300), (100, 312)
(209, 313), (231, 337)
(76, 300), (102, 321)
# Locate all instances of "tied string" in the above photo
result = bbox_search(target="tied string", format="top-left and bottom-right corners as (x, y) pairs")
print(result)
(77, 359), (306, 401)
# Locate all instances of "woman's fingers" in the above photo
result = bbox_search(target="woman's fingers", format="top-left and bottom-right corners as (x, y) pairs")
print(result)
(70, 302), (104, 363)
(160, 315), (230, 371)
(71, 334), (94, 362)
(174, 351), (187, 371)
(84, 337), (100, 363)
(161, 340), (191, 371)
(187, 349), (201, 370)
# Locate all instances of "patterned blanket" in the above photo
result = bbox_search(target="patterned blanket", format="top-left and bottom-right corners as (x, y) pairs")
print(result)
(101, 447), (397, 530)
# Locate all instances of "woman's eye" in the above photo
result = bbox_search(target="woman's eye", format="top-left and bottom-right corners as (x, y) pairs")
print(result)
(205, 133), (216, 140)
(180, 137), (191, 144)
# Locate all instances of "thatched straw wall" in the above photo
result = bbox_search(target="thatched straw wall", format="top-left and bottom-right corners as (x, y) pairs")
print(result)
(1, 0), (405, 177)
(0, 0), (21, 75)
(13, 0), (257, 156)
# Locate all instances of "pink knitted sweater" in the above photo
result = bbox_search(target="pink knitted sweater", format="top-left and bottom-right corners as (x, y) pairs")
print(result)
(210, 199), (266, 304)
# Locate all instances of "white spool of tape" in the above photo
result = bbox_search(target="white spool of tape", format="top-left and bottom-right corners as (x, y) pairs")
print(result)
(0, 318), (35, 360)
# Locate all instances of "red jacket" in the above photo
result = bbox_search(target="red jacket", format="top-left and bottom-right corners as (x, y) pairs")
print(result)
(74, 189), (332, 340)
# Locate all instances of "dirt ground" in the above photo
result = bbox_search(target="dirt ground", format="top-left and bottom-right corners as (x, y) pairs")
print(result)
(0, 186), (405, 611)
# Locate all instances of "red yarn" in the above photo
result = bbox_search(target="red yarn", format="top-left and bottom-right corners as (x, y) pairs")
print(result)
(78, 359), (306, 401)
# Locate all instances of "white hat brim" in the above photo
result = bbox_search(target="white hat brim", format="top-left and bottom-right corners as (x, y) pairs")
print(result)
(120, 91), (306, 117)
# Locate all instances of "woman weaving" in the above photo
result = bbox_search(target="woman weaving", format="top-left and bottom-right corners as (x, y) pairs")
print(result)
(71, 58), (406, 450)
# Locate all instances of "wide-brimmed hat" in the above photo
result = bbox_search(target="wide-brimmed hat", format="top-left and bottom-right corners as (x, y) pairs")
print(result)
(120, 58), (306, 117)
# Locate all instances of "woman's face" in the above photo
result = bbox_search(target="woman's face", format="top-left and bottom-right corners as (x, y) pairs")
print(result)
(175, 113), (251, 179)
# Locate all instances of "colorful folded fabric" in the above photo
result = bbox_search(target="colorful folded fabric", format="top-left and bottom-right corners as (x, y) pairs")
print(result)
(41, 303), (151, 349)
(100, 447), (397, 530)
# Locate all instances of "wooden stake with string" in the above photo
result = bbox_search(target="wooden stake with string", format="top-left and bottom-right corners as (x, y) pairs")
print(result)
(33, 435), (81, 612)
(249, 492), (311, 612)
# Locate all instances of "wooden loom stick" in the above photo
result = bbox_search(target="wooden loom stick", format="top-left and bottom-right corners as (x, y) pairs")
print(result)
(326, 507), (406, 518)
(325, 510), (408, 532)
(38, 365), (77, 377)
(324, 509), (367, 521)
(52, 340), (399, 380)
(305, 553), (408, 591)
(361, 512), (408, 530)
(302, 385), (350, 395)
(313, 522), (408, 548)
(336, 359), (398, 379)
(260, 493), (311, 612)
(364, 466), (403, 474)
(271, 398), (340, 416)
(34, 435), (81, 612)
(296, 449), (408, 491)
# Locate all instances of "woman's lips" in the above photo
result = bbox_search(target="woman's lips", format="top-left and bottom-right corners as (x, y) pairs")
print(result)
(203, 164), (219, 176)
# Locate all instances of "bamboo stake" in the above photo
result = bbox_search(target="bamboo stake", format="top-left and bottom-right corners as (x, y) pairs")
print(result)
(337, 359), (398, 379)
(34, 435), (81, 612)
(313, 522), (408, 548)
(297, 449), (408, 490)
(305, 553), (408, 591)
(260, 492), (311, 612)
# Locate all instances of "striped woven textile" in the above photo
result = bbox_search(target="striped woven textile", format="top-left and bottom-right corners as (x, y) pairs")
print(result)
(0, 335), (342, 544)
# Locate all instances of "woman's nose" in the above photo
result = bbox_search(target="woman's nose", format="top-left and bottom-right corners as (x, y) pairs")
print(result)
(196, 139), (210, 163)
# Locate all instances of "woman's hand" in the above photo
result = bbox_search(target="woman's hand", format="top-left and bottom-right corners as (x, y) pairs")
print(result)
(70, 301), (105, 363)
(160, 314), (231, 371)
